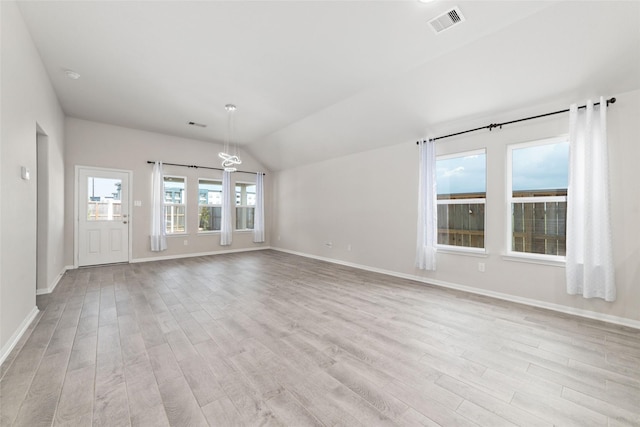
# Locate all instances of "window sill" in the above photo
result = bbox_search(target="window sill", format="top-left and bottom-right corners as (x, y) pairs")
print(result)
(437, 246), (488, 258)
(235, 229), (254, 233)
(502, 253), (565, 267)
(198, 231), (221, 235)
(166, 233), (188, 237)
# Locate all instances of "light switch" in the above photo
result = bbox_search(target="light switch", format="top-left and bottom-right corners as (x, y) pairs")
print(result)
(134, 200), (142, 207)
(21, 166), (30, 181)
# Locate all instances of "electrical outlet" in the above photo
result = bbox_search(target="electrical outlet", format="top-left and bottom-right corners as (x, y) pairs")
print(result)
(347, 244), (352, 251)
(184, 240), (188, 246)
(478, 262), (485, 272)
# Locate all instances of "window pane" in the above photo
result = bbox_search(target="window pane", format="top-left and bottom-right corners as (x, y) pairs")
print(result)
(163, 177), (186, 233)
(510, 139), (568, 256)
(512, 141), (569, 195)
(437, 203), (485, 248)
(164, 205), (186, 233)
(511, 201), (566, 256)
(236, 184), (256, 206)
(86, 177), (122, 221)
(436, 151), (486, 248)
(247, 207), (255, 229)
(437, 152), (486, 199)
(164, 177), (185, 203)
(199, 180), (222, 205)
(247, 185), (256, 206)
(199, 206), (221, 231)
(236, 207), (255, 230)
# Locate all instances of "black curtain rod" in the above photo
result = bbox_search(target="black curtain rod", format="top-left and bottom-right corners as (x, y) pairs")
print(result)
(146, 161), (265, 175)
(416, 97), (616, 144)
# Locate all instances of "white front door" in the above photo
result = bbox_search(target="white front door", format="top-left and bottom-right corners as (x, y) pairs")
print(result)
(77, 167), (130, 266)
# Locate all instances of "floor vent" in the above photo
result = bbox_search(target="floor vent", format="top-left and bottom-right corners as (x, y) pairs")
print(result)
(429, 6), (465, 34)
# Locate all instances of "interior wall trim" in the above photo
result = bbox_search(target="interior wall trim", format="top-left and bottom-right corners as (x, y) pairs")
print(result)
(271, 247), (640, 331)
(0, 306), (39, 368)
(36, 265), (70, 295)
(130, 246), (271, 264)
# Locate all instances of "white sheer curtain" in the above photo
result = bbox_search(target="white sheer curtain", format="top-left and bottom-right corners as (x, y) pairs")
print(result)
(253, 172), (265, 243)
(566, 97), (615, 301)
(220, 170), (233, 246)
(416, 139), (437, 271)
(150, 161), (167, 252)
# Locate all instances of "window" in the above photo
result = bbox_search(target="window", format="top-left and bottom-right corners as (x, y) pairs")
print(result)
(235, 182), (256, 230)
(507, 137), (568, 257)
(198, 179), (222, 232)
(86, 177), (122, 221)
(164, 176), (186, 234)
(436, 149), (486, 249)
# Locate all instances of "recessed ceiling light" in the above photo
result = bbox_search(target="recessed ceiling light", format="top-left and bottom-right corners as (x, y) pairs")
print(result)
(418, 0), (436, 3)
(64, 69), (80, 80)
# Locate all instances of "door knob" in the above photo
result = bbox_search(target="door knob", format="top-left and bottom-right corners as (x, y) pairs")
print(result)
(123, 221), (128, 224)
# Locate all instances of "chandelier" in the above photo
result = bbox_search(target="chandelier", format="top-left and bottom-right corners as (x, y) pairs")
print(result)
(218, 103), (242, 172)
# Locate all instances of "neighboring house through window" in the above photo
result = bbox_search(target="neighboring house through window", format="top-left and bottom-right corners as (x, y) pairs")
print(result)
(235, 182), (256, 230)
(164, 176), (186, 234)
(199, 179), (222, 232)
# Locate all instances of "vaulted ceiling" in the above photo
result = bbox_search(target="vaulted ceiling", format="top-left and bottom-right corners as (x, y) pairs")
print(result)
(17, 1), (640, 171)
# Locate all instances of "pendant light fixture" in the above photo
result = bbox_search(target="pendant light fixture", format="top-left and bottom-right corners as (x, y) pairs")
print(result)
(218, 103), (242, 172)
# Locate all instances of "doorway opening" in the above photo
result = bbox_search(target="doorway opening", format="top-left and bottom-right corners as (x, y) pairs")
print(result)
(36, 125), (48, 308)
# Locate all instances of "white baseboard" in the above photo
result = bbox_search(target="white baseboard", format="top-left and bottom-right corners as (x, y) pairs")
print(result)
(271, 247), (640, 330)
(0, 306), (39, 368)
(36, 265), (71, 295)
(131, 246), (271, 264)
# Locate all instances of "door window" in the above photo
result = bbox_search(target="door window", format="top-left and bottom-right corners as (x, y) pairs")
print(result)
(86, 177), (122, 221)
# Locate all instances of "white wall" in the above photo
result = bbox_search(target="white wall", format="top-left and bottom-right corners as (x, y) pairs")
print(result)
(64, 117), (271, 264)
(0, 1), (66, 357)
(272, 89), (640, 325)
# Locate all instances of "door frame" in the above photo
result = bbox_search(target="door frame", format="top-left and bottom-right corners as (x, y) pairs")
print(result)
(74, 165), (133, 268)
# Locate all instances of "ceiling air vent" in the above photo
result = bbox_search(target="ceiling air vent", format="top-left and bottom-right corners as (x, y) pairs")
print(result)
(428, 6), (465, 34)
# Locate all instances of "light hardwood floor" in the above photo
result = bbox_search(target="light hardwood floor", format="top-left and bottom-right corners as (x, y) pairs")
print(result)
(1, 250), (639, 426)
